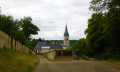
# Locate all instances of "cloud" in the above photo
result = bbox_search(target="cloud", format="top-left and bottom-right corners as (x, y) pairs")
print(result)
(0, 0), (92, 40)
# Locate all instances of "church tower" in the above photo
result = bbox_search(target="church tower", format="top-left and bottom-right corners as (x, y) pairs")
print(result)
(64, 24), (69, 46)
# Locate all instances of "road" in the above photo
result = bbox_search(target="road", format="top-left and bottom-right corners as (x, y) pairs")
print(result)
(33, 56), (120, 72)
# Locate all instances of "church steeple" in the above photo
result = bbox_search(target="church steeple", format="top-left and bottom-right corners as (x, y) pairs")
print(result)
(64, 23), (69, 37)
(63, 23), (70, 46)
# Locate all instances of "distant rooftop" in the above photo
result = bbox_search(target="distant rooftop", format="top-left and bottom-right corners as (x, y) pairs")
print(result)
(34, 42), (46, 49)
(34, 42), (63, 49)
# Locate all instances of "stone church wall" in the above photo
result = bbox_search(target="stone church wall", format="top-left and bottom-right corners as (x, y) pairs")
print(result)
(0, 30), (35, 54)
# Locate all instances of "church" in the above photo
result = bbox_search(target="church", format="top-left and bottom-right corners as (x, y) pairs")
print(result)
(34, 24), (71, 53)
(63, 24), (71, 49)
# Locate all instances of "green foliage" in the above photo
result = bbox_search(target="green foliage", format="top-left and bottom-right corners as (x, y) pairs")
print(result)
(63, 50), (73, 56)
(0, 48), (39, 72)
(56, 50), (62, 56)
(69, 40), (78, 45)
(73, 38), (86, 50)
(46, 40), (51, 44)
(72, 38), (92, 56)
(85, 0), (120, 60)
(85, 13), (105, 56)
(38, 38), (45, 42)
(56, 50), (73, 56)
(0, 14), (40, 50)
(31, 39), (38, 48)
(42, 55), (54, 61)
(82, 54), (90, 60)
(13, 31), (27, 44)
(27, 39), (38, 50)
(46, 40), (63, 44)
(45, 40), (77, 44)
(19, 17), (40, 40)
(0, 15), (15, 35)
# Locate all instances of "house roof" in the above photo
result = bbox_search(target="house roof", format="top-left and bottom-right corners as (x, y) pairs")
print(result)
(64, 24), (69, 37)
(34, 42), (63, 49)
(34, 42), (46, 49)
(49, 44), (63, 49)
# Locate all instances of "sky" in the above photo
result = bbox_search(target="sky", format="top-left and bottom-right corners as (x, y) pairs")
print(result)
(0, 0), (92, 40)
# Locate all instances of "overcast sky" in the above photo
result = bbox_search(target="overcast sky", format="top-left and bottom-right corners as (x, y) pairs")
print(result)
(0, 0), (92, 40)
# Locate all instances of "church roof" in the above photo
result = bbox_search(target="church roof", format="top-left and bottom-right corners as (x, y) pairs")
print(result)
(64, 24), (69, 37)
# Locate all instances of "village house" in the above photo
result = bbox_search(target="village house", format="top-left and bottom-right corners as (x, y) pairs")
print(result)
(34, 24), (71, 53)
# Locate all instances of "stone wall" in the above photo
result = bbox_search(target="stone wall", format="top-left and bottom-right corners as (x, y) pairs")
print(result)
(0, 30), (35, 54)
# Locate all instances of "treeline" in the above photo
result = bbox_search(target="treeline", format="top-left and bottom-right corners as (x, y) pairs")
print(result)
(73, 0), (120, 60)
(0, 14), (40, 50)
(46, 40), (77, 45)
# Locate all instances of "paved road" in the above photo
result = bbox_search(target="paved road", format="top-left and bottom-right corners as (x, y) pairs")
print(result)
(33, 56), (120, 72)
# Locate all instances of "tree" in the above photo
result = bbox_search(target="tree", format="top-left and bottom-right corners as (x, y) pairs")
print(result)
(0, 13), (40, 50)
(19, 17), (40, 40)
(88, 0), (120, 59)
(26, 39), (38, 50)
(38, 38), (45, 42)
(85, 13), (106, 58)
(31, 39), (38, 48)
(0, 15), (15, 35)
(72, 38), (92, 56)
(13, 31), (26, 44)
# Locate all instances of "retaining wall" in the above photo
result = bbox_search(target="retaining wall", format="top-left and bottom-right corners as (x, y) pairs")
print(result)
(43, 51), (57, 60)
(0, 30), (35, 54)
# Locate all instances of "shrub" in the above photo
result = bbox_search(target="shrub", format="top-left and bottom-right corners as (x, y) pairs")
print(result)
(82, 54), (90, 60)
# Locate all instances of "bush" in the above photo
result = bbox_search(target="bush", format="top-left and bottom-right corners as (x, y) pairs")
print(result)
(101, 52), (111, 60)
(63, 50), (72, 56)
(82, 54), (90, 60)
(56, 50), (62, 56)
(94, 51), (111, 60)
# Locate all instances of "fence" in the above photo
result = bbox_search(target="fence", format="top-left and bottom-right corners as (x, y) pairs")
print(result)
(0, 30), (35, 54)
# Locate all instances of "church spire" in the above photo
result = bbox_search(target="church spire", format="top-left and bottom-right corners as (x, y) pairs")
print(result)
(64, 23), (69, 37)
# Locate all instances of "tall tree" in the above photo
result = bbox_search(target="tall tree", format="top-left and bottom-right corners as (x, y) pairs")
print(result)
(26, 39), (38, 50)
(89, 0), (120, 59)
(0, 14), (40, 50)
(85, 13), (106, 58)
(20, 17), (40, 40)
(0, 15), (15, 35)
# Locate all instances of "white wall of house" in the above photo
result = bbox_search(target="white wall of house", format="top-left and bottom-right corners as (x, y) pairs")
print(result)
(41, 46), (50, 53)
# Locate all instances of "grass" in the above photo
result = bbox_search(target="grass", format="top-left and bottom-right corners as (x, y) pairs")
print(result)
(55, 56), (89, 61)
(55, 56), (74, 61)
(105, 59), (120, 71)
(82, 54), (90, 60)
(42, 55), (54, 61)
(0, 48), (39, 72)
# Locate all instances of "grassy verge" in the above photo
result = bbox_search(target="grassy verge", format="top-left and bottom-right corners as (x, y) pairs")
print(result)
(42, 55), (54, 61)
(82, 54), (90, 60)
(0, 48), (39, 72)
(105, 60), (120, 71)
(55, 56), (74, 61)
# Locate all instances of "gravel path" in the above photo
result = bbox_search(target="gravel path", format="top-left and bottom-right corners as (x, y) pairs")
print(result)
(33, 56), (120, 72)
